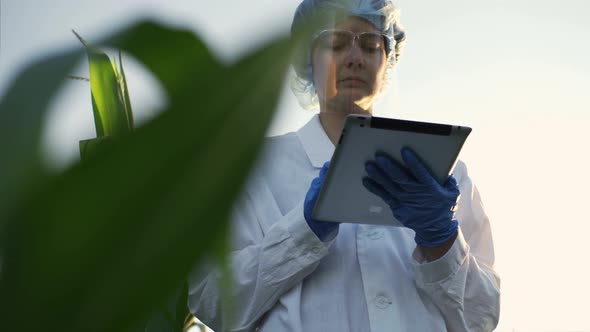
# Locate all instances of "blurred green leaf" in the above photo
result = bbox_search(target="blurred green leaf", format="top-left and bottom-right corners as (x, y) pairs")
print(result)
(106, 22), (222, 108)
(175, 283), (190, 331)
(0, 50), (81, 226)
(143, 282), (188, 332)
(0, 20), (293, 332)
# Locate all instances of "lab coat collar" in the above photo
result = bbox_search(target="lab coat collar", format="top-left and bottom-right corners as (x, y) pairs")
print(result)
(297, 114), (335, 168)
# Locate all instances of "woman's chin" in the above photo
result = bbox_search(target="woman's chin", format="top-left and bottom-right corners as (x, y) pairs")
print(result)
(336, 92), (372, 108)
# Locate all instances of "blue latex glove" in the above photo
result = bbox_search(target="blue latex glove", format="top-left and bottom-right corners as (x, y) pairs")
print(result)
(362, 148), (459, 247)
(304, 161), (340, 241)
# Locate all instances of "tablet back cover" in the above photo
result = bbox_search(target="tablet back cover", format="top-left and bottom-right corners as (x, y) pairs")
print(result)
(312, 115), (471, 226)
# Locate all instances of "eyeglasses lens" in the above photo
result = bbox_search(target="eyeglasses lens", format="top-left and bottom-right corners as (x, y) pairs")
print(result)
(317, 31), (384, 52)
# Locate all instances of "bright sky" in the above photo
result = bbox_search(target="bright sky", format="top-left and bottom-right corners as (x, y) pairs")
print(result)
(2, 0), (590, 331)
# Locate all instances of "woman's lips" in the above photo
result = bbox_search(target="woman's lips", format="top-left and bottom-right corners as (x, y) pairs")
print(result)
(339, 77), (366, 85)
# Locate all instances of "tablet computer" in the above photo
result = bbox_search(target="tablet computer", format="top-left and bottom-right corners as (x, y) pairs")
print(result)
(311, 114), (471, 226)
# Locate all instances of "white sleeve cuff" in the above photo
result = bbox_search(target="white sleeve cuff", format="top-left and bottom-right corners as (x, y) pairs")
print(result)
(283, 200), (335, 265)
(412, 227), (470, 284)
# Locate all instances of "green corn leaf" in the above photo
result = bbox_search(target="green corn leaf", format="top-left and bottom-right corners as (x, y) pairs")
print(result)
(73, 30), (130, 137)
(111, 56), (119, 77)
(91, 91), (106, 137)
(87, 49), (129, 136)
(79, 136), (112, 161)
(0, 20), (293, 332)
(119, 50), (134, 130)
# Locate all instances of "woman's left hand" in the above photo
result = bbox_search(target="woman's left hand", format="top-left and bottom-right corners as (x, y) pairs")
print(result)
(363, 148), (460, 247)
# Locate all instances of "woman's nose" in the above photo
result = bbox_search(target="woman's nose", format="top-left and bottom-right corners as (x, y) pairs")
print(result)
(345, 41), (364, 68)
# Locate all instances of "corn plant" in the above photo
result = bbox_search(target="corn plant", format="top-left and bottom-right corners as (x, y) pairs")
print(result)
(0, 19), (302, 332)
(72, 30), (134, 160)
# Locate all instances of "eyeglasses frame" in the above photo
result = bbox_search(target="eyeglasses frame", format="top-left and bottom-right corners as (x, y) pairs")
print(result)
(311, 29), (394, 54)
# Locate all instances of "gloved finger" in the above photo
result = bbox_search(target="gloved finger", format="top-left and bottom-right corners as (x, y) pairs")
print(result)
(304, 176), (323, 220)
(310, 175), (323, 192)
(374, 152), (416, 185)
(362, 177), (401, 209)
(401, 148), (435, 184)
(365, 160), (403, 197)
(441, 175), (461, 202)
(389, 205), (411, 226)
(444, 175), (459, 191)
(319, 161), (331, 178)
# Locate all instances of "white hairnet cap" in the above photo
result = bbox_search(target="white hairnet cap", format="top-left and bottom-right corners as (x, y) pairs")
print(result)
(290, 0), (406, 110)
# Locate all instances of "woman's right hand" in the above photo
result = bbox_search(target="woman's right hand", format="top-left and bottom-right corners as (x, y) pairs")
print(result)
(303, 161), (340, 241)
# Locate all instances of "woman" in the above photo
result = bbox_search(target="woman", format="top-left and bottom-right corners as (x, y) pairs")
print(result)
(189, 1), (500, 331)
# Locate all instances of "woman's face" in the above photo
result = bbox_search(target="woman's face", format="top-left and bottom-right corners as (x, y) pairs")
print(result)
(311, 16), (388, 113)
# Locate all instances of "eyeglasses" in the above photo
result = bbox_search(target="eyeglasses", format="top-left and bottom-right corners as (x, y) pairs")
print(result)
(313, 29), (392, 54)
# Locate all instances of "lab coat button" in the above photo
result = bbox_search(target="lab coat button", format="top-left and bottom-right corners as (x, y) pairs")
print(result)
(374, 295), (392, 309)
(311, 247), (321, 254)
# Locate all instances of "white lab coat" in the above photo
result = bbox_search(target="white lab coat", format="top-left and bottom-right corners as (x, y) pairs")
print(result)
(188, 114), (500, 332)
